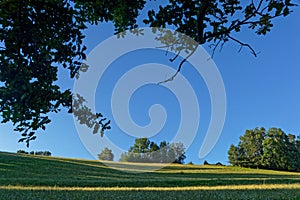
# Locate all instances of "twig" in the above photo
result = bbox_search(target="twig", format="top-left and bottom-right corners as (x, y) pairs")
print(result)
(211, 39), (222, 58)
(169, 50), (181, 62)
(227, 35), (258, 57)
(158, 46), (198, 85)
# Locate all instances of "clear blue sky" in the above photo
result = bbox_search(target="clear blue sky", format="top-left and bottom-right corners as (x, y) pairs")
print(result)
(0, 3), (299, 165)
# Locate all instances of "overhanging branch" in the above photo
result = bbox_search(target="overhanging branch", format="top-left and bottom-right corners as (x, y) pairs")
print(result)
(158, 46), (198, 85)
(227, 35), (258, 56)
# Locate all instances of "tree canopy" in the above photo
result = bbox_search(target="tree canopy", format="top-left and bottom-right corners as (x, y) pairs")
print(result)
(228, 127), (300, 171)
(120, 138), (186, 164)
(0, 0), (297, 145)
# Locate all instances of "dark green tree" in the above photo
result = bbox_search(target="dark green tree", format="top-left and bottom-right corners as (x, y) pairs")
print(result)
(133, 138), (150, 153)
(0, 0), (296, 145)
(98, 147), (114, 161)
(228, 144), (240, 166)
(262, 128), (300, 171)
(125, 138), (150, 162)
(239, 127), (266, 168)
(229, 127), (300, 171)
(228, 128), (266, 168)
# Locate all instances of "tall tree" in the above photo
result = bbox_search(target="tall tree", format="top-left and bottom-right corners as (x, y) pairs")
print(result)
(0, 0), (297, 145)
(262, 128), (299, 171)
(238, 127), (266, 168)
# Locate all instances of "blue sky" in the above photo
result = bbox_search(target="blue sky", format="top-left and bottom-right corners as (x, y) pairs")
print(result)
(0, 3), (300, 165)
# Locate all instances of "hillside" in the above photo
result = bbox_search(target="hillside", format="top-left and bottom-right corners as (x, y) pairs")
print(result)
(0, 151), (299, 199)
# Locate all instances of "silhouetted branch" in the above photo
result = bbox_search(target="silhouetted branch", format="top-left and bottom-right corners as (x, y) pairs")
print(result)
(158, 46), (198, 85)
(227, 35), (258, 56)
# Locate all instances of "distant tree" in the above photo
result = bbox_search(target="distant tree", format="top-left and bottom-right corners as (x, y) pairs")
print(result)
(228, 127), (300, 171)
(203, 160), (209, 165)
(35, 151), (43, 155)
(126, 138), (151, 162)
(43, 151), (52, 156)
(17, 150), (28, 154)
(187, 161), (194, 165)
(98, 147), (114, 161)
(122, 138), (186, 164)
(149, 141), (160, 163)
(133, 138), (150, 153)
(215, 162), (224, 166)
(239, 127), (266, 168)
(170, 142), (186, 164)
(119, 152), (128, 162)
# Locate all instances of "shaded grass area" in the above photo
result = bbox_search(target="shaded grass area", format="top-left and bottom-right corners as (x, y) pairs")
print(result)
(0, 151), (300, 199)
(1, 189), (300, 200)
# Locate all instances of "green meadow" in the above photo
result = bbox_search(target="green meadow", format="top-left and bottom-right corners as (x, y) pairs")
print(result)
(0, 151), (299, 200)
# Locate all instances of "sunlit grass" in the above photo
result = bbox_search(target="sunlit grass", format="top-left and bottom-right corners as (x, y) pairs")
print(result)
(1, 151), (300, 199)
(1, 183), (300, 191)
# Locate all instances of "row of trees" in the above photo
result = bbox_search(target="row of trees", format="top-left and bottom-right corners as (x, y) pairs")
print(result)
(119, 138), (186, 164)
(228, 127), (300, 171)
(17, 150), (52, 156)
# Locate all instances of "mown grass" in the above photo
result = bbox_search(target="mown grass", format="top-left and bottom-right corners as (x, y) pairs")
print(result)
(0, 151), (299, 199)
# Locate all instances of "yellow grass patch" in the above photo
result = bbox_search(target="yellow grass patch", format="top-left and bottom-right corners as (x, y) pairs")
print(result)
(1, 184), (300, 191)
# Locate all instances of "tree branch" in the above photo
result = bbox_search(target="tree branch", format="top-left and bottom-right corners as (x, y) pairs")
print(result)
(210, 39), (222, 58)
(158, 1), (210, 84)
(203, 0), (265, 42)
(158, 46), (198, 85)
(227, 35), (258, 56)
(169, 50), (181, 62)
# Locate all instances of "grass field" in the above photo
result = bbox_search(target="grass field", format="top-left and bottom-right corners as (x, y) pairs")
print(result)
(0, 151), (299, 199)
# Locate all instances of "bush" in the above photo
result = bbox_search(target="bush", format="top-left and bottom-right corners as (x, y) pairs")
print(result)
(17, 150), (28, 154)
(203, 160), (209, 165)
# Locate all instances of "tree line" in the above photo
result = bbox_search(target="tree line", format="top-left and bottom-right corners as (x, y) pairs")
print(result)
(17, 150), (52, 156)
(98, 138), (186, 164)
(228, 127), (300, 171)
(120, 138), (186, 164)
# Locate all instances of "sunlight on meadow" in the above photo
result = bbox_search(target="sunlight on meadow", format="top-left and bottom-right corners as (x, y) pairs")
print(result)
(0, 152), (300, 199)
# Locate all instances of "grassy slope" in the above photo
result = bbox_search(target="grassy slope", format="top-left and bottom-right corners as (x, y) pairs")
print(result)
(0, 151), (300, 200)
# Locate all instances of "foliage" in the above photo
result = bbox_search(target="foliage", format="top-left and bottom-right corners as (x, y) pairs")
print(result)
(98, 147), (114, 161)
(144, 0), (297, 56)
(0, 0), (297, 145)
(228, 127), (300, 171)
(0, 0), (115, 146)
(120, 138), (186, 164)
